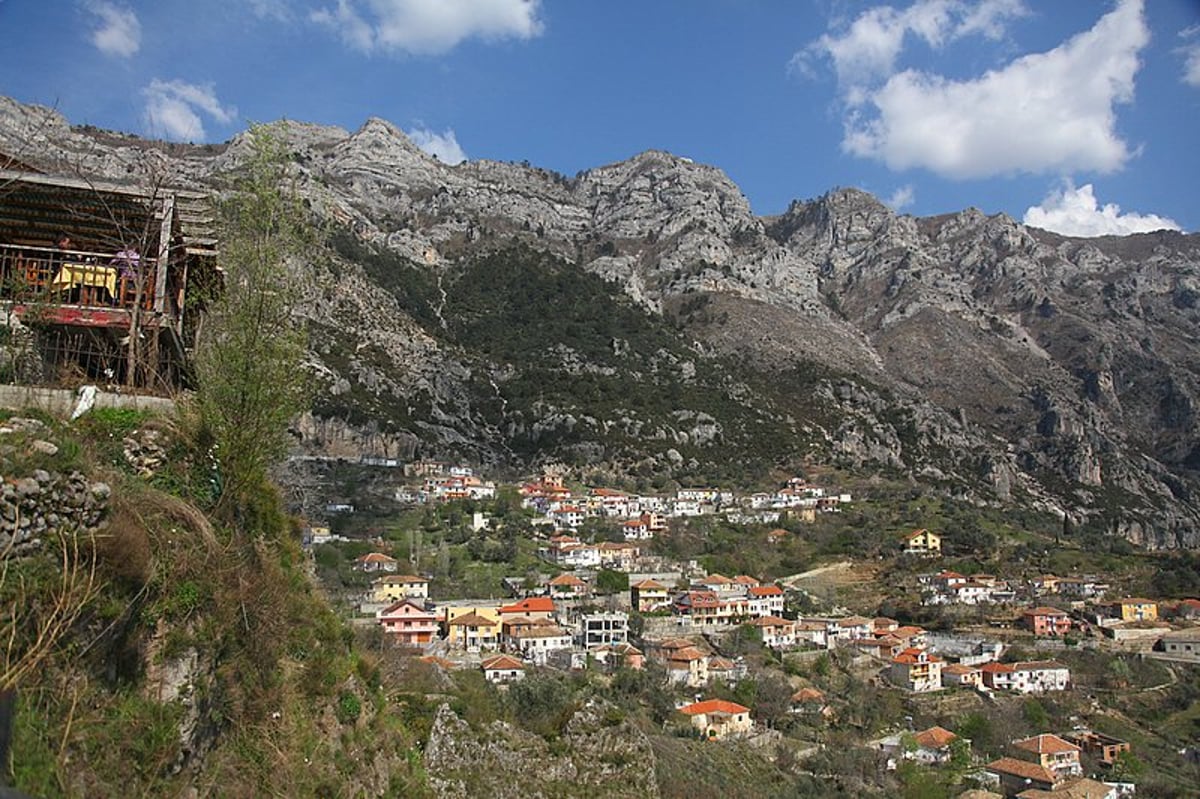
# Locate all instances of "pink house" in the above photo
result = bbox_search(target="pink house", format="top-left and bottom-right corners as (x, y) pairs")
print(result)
(377, 599), (438, 647)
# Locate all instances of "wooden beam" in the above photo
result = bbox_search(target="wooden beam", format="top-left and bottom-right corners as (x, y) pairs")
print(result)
(154, 194), (174, 314)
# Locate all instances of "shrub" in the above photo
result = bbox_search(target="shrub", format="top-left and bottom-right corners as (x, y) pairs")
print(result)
(336, 690), (362, 725)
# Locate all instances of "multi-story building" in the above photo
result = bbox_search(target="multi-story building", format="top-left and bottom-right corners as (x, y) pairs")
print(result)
(890, 647), (944, 692)
(580, 611), (628, 647)
(1022, 606), (1072, 636)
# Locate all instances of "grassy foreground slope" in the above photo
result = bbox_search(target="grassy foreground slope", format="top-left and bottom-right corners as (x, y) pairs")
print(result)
(1, 406), (429, 798)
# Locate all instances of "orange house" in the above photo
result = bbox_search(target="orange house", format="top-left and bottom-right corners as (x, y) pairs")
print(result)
(1022, 606), (1072, 636)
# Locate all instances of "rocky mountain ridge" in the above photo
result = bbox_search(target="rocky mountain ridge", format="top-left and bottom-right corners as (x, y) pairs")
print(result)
(2, 96), (1197, 548)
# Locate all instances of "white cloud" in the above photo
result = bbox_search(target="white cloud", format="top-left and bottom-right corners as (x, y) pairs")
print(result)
(1023, 182), (1181, 237)
(312, 0), (542, 56)
(84, 0), (141, 57)
(885, 184), (916, 210)
(406, 126), (467, 164)
(1179, 26), (1200, 88)
(796, 0), (1027, 92)
(247, 0), (292, 22)
(841, 0), (1149, 179)
(141, 80), (237, 142)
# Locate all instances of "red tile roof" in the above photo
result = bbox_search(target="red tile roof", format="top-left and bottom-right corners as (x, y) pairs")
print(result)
(986, 757), (1056, 785)
(914, 726), (958, 749)
(447, 612), (496, 627)
(500, 597), (556, 614)
(1014, 734), (1081, 755)
(748, 585), (784, 597)
(549, 573), (586, 586)
(632, 579), (668, 590)
(791, 687), (825, 703)
(356, 552), (398, 563)
(748, 616), (793, 627)
(481, 654), (525, 671)
(680, 699), (750, 716)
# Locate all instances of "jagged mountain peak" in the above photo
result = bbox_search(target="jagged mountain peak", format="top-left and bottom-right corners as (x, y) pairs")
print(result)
(3, 94), (1198, 548)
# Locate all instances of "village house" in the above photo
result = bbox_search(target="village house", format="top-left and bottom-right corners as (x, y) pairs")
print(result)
(873, 617), (899, 634)
(851, 635), (906, 660)
(1056, 577), (1109, 600)
(679, 699), (752, 740)
(942, 663), (983, 689)
(507, 624), (573, 665)
(1107, 598), (1158, 622)
(986, 757), (1058, 795)
(794, 621), (831, 649)
(1172, 598), (1200, 619)
(707, 656), (741, 685)
(580, 611), (628, 647)
(1012, 734), (1083, 780)
(747, 584), (786, 617)
(981, 661), (1071, 693)
(591, 642), (645, 671)
(353, 552), (399, 573)
(649, 639), (711, 688)
(747, 616), (796, 649)
(542, 535), (601, 568)
(622, 517), (651, 540)
(1157, 628), (1200, 662)
(630, 578), (671, 612)
(890, 647), (944, 692)
(444, 607), (502, 652)
(1062, 730), (1131, 766)
(481, 654), (526, 684)
(372, 574), (429, 603)
(1022, 606), (1072, 637)
(790, 687), (832, 719)
(1031, 575), (1060, 595)
(549, 505), (587, 530)
(883, 726), (962, 765)
(547, 573), (590, 598)
(377, 599), (439, 647)
(596, 541), (641, 571)
(902, 528), (941, 556)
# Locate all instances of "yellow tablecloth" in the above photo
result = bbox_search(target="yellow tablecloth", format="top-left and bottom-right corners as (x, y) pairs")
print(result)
(49, 262), (118, 297)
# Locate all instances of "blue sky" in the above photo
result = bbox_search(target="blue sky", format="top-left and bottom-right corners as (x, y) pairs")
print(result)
(1, 0), (1198, 236)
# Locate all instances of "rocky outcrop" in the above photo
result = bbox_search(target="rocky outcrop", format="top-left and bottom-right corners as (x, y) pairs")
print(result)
(424, 700), (659, 799)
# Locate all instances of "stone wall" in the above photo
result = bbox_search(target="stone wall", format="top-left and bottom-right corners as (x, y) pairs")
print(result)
(0, 417), (110, 556)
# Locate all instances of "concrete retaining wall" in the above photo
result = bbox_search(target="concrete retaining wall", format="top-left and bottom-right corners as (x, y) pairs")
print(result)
(0, 384), (175, 417)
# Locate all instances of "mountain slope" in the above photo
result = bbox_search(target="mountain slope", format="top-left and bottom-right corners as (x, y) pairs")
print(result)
(1, 96), (1197, 547)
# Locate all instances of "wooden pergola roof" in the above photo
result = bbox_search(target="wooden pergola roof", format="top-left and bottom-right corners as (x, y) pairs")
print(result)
(0, 168), (218, 259)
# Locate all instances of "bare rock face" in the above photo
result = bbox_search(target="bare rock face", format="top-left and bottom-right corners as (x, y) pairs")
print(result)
(2, 96), (1198, 547)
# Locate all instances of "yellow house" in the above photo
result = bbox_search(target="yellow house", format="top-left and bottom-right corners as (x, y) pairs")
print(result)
(630, 579), (670, 612)
(680, 699), (752, 740)
(442, 605), (503, 652)
(902, 528), (941, 556)
(1114, 598), (1158, 622)
(372, 574), (429, 603)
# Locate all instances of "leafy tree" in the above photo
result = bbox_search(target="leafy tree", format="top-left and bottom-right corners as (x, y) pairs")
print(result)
(507, 673), (576, 738)
(196, 125), (311, 523)
(595, 569), (629, 594)
(1109, 751), (1146, 782)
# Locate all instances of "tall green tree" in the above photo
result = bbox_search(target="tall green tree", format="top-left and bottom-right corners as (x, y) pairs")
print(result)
(196, 125), (311, 523)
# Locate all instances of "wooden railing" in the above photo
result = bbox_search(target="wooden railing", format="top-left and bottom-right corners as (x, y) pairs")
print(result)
(0, 243), (158, 312)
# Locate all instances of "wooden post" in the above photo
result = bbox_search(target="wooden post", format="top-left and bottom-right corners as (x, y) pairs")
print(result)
(154, 194), (174, 314)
